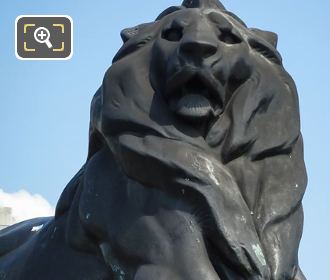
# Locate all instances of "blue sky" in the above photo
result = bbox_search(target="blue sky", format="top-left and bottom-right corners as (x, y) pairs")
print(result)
(0, 1), (329, 279)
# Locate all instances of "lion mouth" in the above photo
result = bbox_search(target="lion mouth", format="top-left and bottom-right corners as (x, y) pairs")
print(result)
(165, 68), (224, 121)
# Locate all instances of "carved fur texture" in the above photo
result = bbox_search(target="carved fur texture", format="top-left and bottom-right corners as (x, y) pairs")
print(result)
(0, 1), (307, 280)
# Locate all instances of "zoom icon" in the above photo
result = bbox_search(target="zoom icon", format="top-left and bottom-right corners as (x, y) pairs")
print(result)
(16, 15), (73, 60)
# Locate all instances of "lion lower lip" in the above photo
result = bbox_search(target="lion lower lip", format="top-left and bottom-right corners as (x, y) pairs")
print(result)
(175, 94), (212, 119)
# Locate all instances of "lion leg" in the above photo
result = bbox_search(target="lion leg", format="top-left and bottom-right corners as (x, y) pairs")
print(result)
(79, 137), (269, 279)
(117, 208), (222, 280)
(80, 148), (221, 280)
(114, 134), (270, 278)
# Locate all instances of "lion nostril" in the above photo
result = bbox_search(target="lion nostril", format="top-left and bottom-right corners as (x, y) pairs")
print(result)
(180, 41), (217, 59)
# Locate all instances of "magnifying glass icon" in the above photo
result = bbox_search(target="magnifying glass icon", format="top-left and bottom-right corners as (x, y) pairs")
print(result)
(34, 27), (53, 49)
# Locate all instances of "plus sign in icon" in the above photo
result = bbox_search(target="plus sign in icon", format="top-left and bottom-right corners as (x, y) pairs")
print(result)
(16, 15), (73, 60)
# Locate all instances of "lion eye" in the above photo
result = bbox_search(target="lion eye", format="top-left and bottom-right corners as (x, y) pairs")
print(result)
(162, 27), (183, 42)
(219, 29), (242, 44)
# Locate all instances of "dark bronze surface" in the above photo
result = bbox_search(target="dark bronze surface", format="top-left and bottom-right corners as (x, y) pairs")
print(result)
(0, 1), (307, 279)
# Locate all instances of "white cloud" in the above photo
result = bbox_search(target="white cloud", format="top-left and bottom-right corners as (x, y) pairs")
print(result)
(0, 189), (55, 224)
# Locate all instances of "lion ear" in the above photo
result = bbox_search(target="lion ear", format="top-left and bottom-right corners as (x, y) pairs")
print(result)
(156, 6), (183, 20)
(120, 26), (140, 43)
(250, 28), (278, 48)
(120, 23), (154, 43)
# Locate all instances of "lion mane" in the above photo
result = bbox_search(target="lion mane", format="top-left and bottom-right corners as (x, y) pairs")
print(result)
(39, 1), (307, 279)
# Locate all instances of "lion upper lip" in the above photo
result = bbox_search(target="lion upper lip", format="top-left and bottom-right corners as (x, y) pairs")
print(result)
(165, 66), (225, 108)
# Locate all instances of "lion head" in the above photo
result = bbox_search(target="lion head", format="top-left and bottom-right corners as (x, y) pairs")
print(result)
(56, 1), (307, 279)
(102, 0), (299, 162)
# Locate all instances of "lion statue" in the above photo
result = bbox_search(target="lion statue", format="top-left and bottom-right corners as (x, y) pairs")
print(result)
(0, 0), (307, 279)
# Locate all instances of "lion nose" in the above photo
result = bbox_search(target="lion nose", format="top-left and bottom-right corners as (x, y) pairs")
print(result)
(180, 39), (218, 59)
